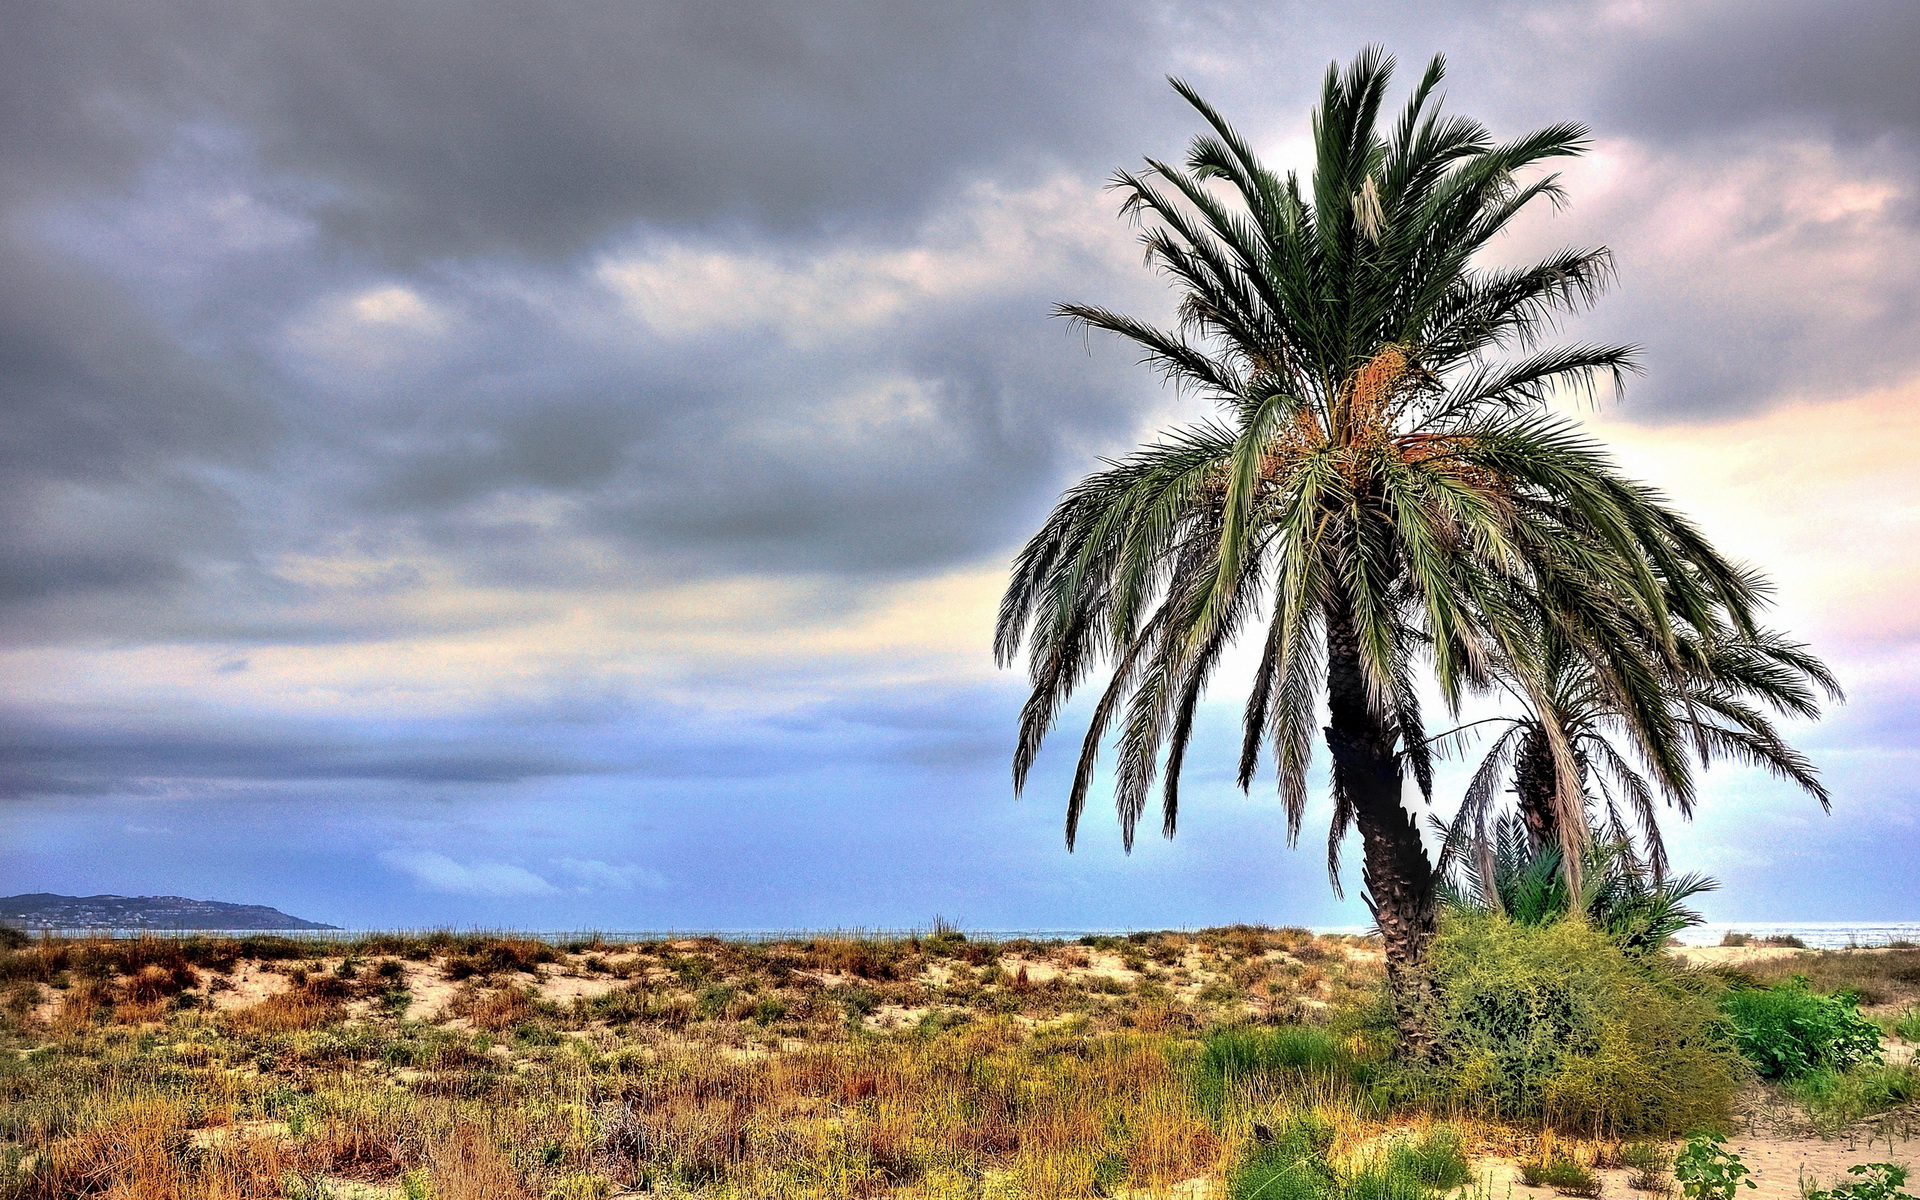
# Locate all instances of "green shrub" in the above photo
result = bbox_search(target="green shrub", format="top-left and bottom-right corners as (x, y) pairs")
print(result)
(1414, 912), (1738, 1135)
(1804, 1164), (1915, 1200)
(1886, 1008), (1920, 1042)
(692, 983), (735, 1020)
(750, 996), (789, 1025)
(1721, 981), (1880, 1079)
(1386, 1128), (1470, 1189)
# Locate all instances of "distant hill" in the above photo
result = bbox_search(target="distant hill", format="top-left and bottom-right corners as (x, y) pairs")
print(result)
(0, 893), (339, 931)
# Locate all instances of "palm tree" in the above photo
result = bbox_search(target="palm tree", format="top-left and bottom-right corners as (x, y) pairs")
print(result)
(995, 49), (1766, 1002)
(1436, 616), (1840, 879)
(1439, 813), (1720, 955)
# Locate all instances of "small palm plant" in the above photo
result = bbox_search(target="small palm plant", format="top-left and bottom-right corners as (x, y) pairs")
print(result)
(1439, 813), (1718, 953)
(996, 48), (1766, 997)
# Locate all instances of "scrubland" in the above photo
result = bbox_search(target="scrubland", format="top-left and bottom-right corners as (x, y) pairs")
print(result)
(1, 925), (1916, 1199)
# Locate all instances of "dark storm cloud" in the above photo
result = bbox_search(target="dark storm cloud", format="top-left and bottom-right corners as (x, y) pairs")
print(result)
(0, 678), (1014, 802)
(0, 235), (268, 608)
(8, 0), (1910, 629)
(1601, 1), (1920, 149)
(0, 0), (1215, 633)
(2, 0), (1913, 857)
(5, 1), (1171, 262)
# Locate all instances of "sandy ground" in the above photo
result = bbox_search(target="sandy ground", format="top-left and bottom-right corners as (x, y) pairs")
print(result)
(1472, 1135), (1916, 1200)
(1670, 946), (1821, 969)
(206, 961), (290, 1011)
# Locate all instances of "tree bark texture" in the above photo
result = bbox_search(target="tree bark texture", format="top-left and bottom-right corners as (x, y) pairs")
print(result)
(1322, 598), (1436, 1050)
(1512, 728), (1558, 854)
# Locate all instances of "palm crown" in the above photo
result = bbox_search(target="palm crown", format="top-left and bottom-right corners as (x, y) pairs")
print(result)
(1439, 617), (1841, 880)
(996, 49), (1769, 973)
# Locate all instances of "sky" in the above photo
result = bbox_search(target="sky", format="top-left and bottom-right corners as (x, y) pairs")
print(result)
(3, 1), (1917, 932)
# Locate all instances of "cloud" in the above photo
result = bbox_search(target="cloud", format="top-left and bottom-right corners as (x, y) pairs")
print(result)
(552, 859), (666, 892)
(1494, 137), (1920, 420)
(3, 2), (1917, 926)
(3, 2), (1180, 262)
(0, 708), (610, 800)
(382, 851), (557, 897)
(1598, 1), (1920, 150)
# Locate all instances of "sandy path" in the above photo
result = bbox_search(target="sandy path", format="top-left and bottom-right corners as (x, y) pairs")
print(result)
(1479, 1127), (1920, 1200)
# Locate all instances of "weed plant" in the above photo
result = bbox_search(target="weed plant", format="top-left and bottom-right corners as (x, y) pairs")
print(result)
(1783, 1064), (1920, 1133)
(1886, 1008), (1920, 1042)
(1518, 1154), (1601, 1197)
(1227, 1115), (1466, 1200)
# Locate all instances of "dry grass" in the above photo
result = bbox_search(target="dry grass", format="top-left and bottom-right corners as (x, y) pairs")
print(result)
(13, 927), (1844, 1199)
(1728, 949), (1920, 1012)
(0, 928), (1393, 1199)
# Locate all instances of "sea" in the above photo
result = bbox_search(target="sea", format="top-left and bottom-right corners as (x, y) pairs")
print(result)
(16, 921), (1920, 949)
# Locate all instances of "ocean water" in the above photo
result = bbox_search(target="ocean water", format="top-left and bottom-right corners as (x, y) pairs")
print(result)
(20, 921), (1920, 947)
(1669, 922), (1920, 949)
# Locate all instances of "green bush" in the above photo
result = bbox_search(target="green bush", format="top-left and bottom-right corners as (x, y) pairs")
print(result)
(1386, 1128), (1470, 1189)
(1721, 981), (1881, 1079)
(1413, 912), (1738, 1135)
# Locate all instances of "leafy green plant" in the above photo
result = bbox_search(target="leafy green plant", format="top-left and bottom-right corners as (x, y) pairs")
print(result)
(1720, 982), (1880, 1079)
(1673, 1133), (1754, 1200)
(1803, 1164), (1915, 1200)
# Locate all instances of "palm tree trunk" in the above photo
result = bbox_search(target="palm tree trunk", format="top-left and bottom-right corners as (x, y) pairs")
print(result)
(1323, 598), (1436, 1049)
(1513, 729), (1558, 853)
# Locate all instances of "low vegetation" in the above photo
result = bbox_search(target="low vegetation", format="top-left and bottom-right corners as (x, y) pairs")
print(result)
(1721, 981), (1882, 1080)
(1412, 914), (1737, 1136)
(0, 927), (1915, 1198)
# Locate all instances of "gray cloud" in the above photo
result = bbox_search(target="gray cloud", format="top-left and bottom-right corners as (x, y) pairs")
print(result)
(1602, 1), (1920, 149)
(2, 0), (1913, 906)
(0, 676), (1016, 804)
(0, 713), (605, 799)
(6, 2), (1179, 262)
